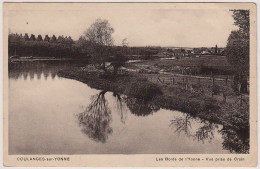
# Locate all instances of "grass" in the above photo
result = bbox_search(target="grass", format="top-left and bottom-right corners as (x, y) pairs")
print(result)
(125, 55), (235, 78)
(137, 55), (231, 67)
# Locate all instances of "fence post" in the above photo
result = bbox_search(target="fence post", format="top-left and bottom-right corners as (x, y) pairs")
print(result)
(223, 92), (226, 103)
(172, 76), (175, 85)
(225, 76), (228, 85)
(240, 94), (243, 106)
(185, 77), (188, 90)
(212, 75), (215, 86)
(237, 82), (242, 106)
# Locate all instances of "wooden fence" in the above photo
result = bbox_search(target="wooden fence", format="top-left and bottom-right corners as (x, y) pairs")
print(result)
(146, 72), (234, 88)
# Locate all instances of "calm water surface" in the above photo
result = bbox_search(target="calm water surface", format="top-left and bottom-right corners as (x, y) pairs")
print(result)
(9, 66), (231, 154)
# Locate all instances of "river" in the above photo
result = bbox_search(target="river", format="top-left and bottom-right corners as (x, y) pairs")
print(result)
(8, 63), (234, 154)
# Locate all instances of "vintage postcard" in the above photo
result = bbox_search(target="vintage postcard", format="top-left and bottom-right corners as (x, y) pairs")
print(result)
(3, 2), (257, 167)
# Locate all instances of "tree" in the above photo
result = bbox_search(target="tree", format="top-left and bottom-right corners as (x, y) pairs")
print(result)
(122, 38), (128, 47)
(44, 35), (50, 42)
(37, 35), (43, 41)
(84, 19), (114, 73)
(50, 35), (57, 42)
(226, 10), (249, 93)
(66, 36), (74, 45)
(232, 10), (249, 36)
(57, 35), (65, 43)
(73, 36), (91, 58)
(8, 33), (22, 56)
(24, 33), (29, 41)
(110, 51), (127, 75)
(29, 34), (36, 41)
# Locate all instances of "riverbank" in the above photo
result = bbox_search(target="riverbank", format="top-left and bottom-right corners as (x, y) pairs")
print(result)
(58, 67), (249, 129)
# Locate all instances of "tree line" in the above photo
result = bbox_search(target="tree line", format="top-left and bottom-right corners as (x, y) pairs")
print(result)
(8, 33), (160, 59)
(8, 33), (79, 58)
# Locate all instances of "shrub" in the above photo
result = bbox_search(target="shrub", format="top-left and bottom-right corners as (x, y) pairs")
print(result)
(212, 85), (221, 95)
(126, 78), (163, 101)
(204, 98), (220, 113)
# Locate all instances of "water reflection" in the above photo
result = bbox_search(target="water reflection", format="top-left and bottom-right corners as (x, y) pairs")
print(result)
(29, 71), (34, 80)
(194, 121), (218, 143)
(8, 62), (249, 154)
(76, 90), (249, 153)
(169, 114), (249, 153)
(77, 91), (161, 142)
(170, 114), (193, 138)
(37, 71), (41, 80)
(10, 68), (53, 81)
(220, 126), (249, 154)
(77, 91), (113, 143)
(125, 98), (160, 116)
(8, 61), (80, 81)
(113, 92), (127, 124)
(169, 114), (217, 143)
(51, 73), (56, 80)
(23, 73), (28, 80)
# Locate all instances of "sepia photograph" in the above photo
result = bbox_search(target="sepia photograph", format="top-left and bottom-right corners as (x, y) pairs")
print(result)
(3, 2), (257, 167)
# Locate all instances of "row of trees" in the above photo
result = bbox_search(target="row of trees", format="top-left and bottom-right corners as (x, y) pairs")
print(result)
(8, 33), (79, 58)
(8, 33), (160, 60)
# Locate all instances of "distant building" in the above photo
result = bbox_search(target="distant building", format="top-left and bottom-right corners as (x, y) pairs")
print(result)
(219, 48), (226, 55)
(201, 50), (210, 55)
(173, 48), (186, 57)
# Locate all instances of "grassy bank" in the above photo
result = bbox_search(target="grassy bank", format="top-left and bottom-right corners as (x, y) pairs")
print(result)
(58, 67), (248, 127)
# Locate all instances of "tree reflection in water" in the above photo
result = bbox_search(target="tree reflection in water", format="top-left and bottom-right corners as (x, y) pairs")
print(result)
(113, 92), (127, 124)
(170, 114), (193, 137)
(23, 72), (28, 80)
(194, 122), (218, 143)
(77, 91), (113, 143)
(36, 71), (42, 80)
(170, 114), (249, 153)
(125, 97), (160, 116)
(77, 89), (249, 153)
(77, 91), (160, 142)
(219, 126), (249, 154)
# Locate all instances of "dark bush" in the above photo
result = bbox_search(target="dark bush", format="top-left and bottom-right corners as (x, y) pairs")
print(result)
(212, 85), (221, 95)
(126, 78), (163, 101)
(204, 98), (220, 113)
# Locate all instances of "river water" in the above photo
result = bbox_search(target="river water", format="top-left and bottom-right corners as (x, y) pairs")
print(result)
(8, 64), (233, 154)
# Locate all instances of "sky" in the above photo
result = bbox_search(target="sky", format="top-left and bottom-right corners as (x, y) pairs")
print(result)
(7, 4), (238, 48)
